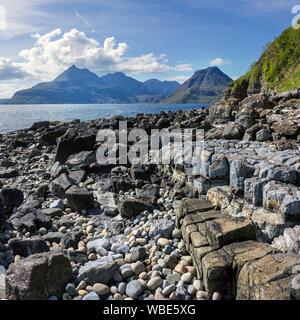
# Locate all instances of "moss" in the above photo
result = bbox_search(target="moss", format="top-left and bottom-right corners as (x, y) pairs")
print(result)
(229, 20), (300, 98)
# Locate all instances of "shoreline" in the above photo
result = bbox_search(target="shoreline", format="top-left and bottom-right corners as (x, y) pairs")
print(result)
(0, 99), (299, 300)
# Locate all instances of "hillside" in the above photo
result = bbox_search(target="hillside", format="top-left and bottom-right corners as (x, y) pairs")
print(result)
(228, 22), (300, 101)
(162, 67), (232, 104)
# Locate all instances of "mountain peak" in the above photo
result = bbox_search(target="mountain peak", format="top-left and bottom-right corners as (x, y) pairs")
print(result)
(54, 64), (100, 83)
(162, 66), (232, 104)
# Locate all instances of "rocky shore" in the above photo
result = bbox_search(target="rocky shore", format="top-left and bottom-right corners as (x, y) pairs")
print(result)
(0, 89), (299, 300)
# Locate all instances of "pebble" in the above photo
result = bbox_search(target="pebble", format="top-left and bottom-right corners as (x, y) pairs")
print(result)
(126, 280), (144, 299)
(157, 238), (170, 247)
(181, 272), (193, 283)
(132, 261), (145, 275)
(82, 291), (100, 300)
(65, 283), (77, 296)
(162, 284), (176, 296)
(93, 283), (110, 296)
(174, 263), (186, 274)
(196, 291), (209, 300)
(147, 276), (163, 291)
(212, 291), (222, 300)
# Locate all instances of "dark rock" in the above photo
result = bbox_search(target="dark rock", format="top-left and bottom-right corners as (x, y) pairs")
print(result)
(8, 207), (52, 233)
(130, 166), (149, 181)
(0, 168), (19, 178)
(66, 151), (96, 169)
(6, 252), (72, 300)
(135, 184), (159, 205)
(1, 188), (24, 209)
(222, 122), (244, 140)
(40, 128), (66, 145)
(54, 129), (96, 164)
(68, 170), (87, 185)
(51, 173), (73, 198)
(65, 186), (94, 212)
(118, 198), (153, 218)
(42, 232), (64, 244)
(30, 121), (50, 130)
(256, 128), (272, 142)
(8, 238), (49, 257)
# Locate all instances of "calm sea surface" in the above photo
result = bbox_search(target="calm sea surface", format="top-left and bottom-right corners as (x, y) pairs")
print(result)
(0, 103), (208, 134)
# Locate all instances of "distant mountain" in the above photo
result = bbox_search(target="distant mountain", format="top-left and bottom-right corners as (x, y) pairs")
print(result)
(143, 79), (180, 97)
(0, 99), (9, 104)
(8, 66), (133, 104)
(162, 67), (232, 104)
(7, 66), (179, 104)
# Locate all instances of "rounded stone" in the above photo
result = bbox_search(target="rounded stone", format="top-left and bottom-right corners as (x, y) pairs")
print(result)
(212, 291), (222, 300)
(126, 280), (144, 299)
(82, 291), (100, 300)
(93, 283), (110, 296)
(65, 283), (77, 296)
(39, 227), (47, 235)
(196, 291), (209, 300)
(131, 246), (147, 262)
(157, 238), (170, 247)
(181, 272), (193, 283)
(147, 276), (163, 291)
(132, 261), (145, 275)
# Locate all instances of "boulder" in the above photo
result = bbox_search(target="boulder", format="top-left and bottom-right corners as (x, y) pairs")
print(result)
(65, 186), (94, 212)
(40, 128), (66, 145)
(30, 121), (50, 131)
(65, 151), (96, 169)
(8, 238), (49, 257)
(51, 173), (73, 198)
(222, 122), (244, 140)
(8, 207), (52, 233)
(1, 188), (23, 209)
(149, 219), (175, 239)
(236, 253), (300, 300)
(54, 129), (96, 164)
(5, 252), (72, 300)
(77, 258), (117, 285)
(118, 198), (153, 218)
(230, 160), (255, 193)
(135, 184), (160, 205)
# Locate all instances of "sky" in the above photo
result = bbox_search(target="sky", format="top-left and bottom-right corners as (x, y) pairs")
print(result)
(0, 0), (299, 98)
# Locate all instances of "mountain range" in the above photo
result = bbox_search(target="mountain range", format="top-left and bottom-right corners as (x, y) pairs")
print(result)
(7, 66), (180, 104)
(6, 65), (232, 104)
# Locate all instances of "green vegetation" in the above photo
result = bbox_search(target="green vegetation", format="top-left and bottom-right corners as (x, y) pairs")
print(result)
(230, 21), (300, 99)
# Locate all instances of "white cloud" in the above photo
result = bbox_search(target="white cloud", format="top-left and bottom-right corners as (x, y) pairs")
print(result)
(174, 64), (193, 72)
(209, 58), (231, 66)
(2, 28), (175, 81)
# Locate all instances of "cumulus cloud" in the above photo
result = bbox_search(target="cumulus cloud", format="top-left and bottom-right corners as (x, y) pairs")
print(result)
(209, 57), (231, 66)
(7, 28), (175, 81)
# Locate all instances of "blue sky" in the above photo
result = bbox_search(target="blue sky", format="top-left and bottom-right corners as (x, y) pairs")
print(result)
(0, 0), (299, 98)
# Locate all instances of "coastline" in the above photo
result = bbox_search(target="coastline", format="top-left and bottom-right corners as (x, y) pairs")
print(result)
(0, 97), (299, 300)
